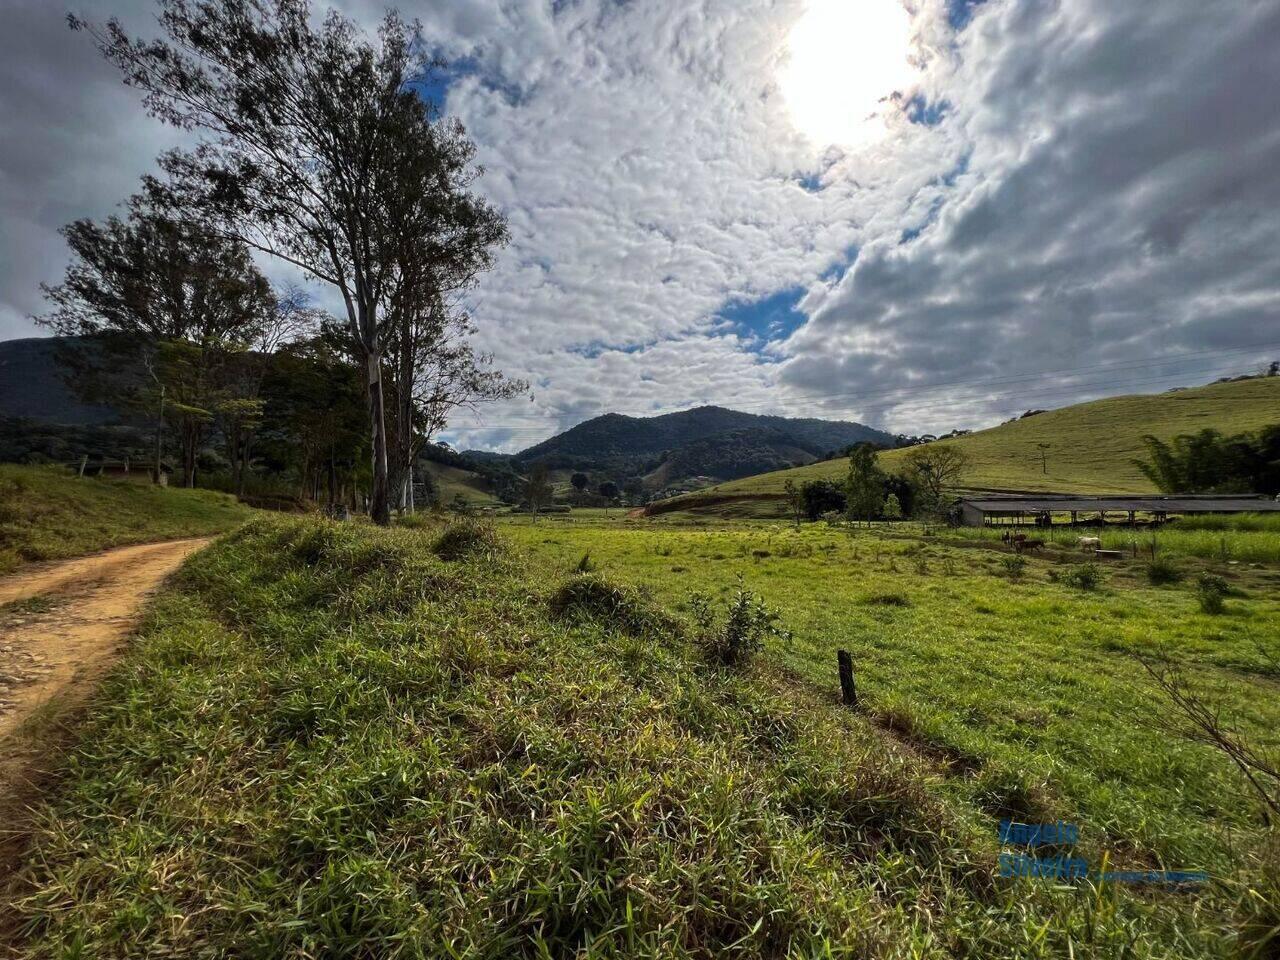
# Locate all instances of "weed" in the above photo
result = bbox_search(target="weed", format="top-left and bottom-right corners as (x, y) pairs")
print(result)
(1196, 573), (1229, 615)
(688, 581), (791, 668)
(575, 551), (596, 573)
(1062, 564), (1105, 591)
(549, 574), (677, 637)
(1146, 557), (1184, 585)
(1000, 555), (1028, 580)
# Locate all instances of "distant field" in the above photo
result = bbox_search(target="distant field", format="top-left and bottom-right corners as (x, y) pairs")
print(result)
(680, 378), (1280, 512)
(423, 461), (500, 506)
(0, 464), (251, 575)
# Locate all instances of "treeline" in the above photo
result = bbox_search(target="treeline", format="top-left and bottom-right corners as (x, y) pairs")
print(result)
(38, 0), (525, 524)
(1135, 427), (1280, 497)
(784, 444), (971, 524)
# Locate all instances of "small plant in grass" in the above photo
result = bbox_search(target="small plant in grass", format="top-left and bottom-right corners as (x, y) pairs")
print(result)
(1196, 573), (1229, 614)
(688, 580), (791, 668)
(550, 574), (678, 636)
(575, 552), (596, 573)
(913, 555), (930, 576)
(1146, 557), (1183, 585)
(1061, 563), (1104, 591)
(1000, 555), (1027, 580)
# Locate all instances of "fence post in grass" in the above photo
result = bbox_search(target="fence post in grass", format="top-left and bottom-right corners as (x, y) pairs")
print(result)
(837, 650), (858, 708)
(77, 455), (88, 478)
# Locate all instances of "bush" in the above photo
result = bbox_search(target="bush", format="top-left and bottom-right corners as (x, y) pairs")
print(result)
(1145, 557), (1183, 585)
(1196, 573), (1229, 615)
(688, 582), (791, 668)
(1061, 564), (1104, 591)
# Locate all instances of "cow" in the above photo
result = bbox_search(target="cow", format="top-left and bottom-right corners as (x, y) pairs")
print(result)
(1076, 536), (1101, 552)
(1016, 538), (1046, 554)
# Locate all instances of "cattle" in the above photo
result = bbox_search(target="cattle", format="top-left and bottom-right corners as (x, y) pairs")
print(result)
(1015, 538), (1046, 554)
(1076, 537), (1101, 552)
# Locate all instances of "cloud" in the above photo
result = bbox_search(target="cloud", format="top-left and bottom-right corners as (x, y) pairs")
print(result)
(3, 0), (1277, 451)
(778, 0), (1280, 433)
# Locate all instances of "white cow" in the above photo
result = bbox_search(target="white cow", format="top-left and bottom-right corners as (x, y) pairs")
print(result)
(1077, 536), (1101, 552)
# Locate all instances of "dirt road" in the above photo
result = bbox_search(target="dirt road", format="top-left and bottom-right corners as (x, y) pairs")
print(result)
(0, 540), (210, 848)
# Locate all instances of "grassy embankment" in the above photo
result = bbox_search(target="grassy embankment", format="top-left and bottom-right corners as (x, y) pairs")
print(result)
(0, 464), (252, 576)
(661, 377), (1280, 518)
(424, 461), (502, 507)
(6, 516), (1273, 956)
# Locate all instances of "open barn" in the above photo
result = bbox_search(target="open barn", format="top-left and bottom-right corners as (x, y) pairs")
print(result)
(958, 494), (1280, 527)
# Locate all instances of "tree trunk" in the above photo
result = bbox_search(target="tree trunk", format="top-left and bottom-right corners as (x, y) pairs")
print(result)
(181, 420), (198, 488)
(364, 351), (392, 526)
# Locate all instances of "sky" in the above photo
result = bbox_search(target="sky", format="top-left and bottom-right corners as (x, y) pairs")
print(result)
(2, 0), (1279, 452)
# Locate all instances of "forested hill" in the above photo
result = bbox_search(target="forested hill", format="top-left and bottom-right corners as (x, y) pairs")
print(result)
(0, 337), (121, 426)
(503, 406), (896, 488)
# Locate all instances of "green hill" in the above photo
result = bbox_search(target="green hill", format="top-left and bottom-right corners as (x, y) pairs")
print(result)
(662, 377), (1280, 513)
(423, 461), (501, 507)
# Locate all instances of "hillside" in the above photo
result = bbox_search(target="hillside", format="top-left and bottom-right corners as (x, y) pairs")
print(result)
(0, 464), (251, 575)
(0, 338), (123, 426)
(668, 377), (1280, 511)
(422, 461), (501, 507)
(515, 405), (895, 488)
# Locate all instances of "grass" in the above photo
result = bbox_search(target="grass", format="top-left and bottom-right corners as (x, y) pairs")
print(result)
(424, 461), (502, 507)
(6, 516), (1269, 956)
(0, 464), (253, 575)
(504, 515), (1280, 881)
(672, 377), (1280, 512)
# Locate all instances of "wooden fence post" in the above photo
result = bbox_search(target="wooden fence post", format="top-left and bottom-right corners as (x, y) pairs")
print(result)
(837, 650), (857, 708)
(77, 455), (88, 478)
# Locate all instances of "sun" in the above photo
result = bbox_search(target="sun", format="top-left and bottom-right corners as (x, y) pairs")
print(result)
(779, 0), (917, 149)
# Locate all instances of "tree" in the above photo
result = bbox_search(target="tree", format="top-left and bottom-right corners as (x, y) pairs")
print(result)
(883, 493), (903, 521)
(1036, 442), (1051, 475)
(39, 199), (273, 487)
(570, 472), (590, 500)
(74, 3), (500, 525)
(801, 480), (846, 521)
(385, 299), (524, 513)
(598, 480), (620, 504)
(783, 479), (804, 528)
(902, 444), (970, 520)
(1135, 428), (1280, 496)
(526, 463), (554, 520)
(843, 445), (886, 526)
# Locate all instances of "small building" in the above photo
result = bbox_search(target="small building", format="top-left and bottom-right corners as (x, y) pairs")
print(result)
(958, 494), (1280, 527)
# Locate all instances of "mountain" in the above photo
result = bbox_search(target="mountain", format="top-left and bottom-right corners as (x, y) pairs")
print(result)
(670, 375), (1280, 515)
(513, 406), (896, 488)
(0, 337), (123, 426)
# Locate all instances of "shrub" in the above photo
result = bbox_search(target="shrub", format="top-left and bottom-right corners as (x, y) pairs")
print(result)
(1061, 564), (1104, 591)
(432, 518), (502, 561)
(1145, 557), (1183, 585)
(1196, 573), (1229, 615)
(688, 582), (791, 668)
(575, 552), (596, 574)
(1000, 555), (1027, 580)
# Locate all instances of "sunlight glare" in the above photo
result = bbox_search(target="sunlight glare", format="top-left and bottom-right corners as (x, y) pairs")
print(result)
(779, 0), (916, 149)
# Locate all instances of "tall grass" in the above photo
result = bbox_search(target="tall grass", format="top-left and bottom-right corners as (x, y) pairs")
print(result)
(953, 522), (1280, 564)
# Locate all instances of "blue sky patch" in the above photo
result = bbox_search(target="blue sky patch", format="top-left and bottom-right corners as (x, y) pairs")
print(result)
(947, 0), (989, 31)
(906, 95), (951, 127)
(717, 287), (809, 347)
